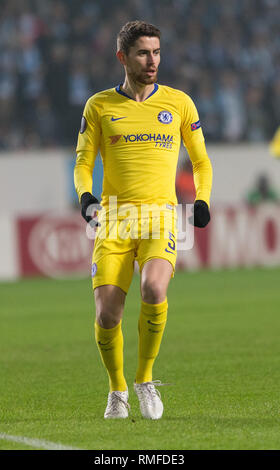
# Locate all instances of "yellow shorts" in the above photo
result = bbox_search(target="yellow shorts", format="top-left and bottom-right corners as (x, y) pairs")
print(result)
(91, 214), (177, 293)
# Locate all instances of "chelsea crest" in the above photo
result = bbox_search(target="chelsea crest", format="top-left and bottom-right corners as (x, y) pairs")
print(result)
(158, 110), (173, 124)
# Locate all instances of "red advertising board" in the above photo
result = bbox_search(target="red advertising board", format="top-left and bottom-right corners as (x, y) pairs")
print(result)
(17, 212), (94, 277)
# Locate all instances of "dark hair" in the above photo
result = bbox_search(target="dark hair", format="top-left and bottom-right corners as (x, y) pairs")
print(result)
(117, 21), (161, 55)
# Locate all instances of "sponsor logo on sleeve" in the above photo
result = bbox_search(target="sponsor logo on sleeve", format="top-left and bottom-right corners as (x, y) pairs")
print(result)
(80, 116), (87, 134)
(191, 120), (201, 131)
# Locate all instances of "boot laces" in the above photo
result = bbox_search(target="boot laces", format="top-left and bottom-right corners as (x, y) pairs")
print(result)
(138, 380), (172, 403)
(108, 391), (130, 412)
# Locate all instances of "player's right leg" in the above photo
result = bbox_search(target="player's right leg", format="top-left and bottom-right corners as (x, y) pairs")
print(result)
(94, 285), (130, 418)
(91, 222), (135, 418)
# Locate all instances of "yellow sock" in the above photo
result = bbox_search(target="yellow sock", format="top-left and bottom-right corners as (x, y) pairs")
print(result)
(95, 320), (127, 392)
(135, 298), (168, 384)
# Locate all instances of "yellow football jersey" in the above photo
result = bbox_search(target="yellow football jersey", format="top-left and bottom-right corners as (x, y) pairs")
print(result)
(269, 126), (280, 158)
(74, 84), (212, 214)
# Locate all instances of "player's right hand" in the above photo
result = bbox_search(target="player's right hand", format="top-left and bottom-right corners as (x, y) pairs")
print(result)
(80, 192), (101, 227)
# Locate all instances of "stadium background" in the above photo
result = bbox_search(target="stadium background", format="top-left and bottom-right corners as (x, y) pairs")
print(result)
(1, 0), (280, 451)
(1, 0), (280, 279)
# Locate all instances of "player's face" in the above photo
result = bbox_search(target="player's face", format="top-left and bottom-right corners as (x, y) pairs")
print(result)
(124, 36), (160, 85)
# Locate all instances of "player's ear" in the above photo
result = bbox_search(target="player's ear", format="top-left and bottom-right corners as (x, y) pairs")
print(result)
(116, 50), (126, 66)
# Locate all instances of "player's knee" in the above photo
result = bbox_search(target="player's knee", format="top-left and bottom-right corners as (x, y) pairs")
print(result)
(141, 279), (166, 304)
(96, 304), (123, 329)
(96, 310), (121, 329)
(94, 285), (125, 328)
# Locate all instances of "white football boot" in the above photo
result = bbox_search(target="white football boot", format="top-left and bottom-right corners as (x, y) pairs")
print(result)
(134, 380), (168, 420)
(104, 390), (130, 419)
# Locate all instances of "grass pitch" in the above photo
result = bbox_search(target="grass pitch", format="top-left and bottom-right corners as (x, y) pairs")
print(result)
(0, 267), (280, 450)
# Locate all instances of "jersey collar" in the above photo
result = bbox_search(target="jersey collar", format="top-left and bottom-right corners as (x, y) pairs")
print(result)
(115, 83), (159, 101)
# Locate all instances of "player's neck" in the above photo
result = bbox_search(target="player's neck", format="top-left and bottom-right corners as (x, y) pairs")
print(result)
(121, 78), (155, 102)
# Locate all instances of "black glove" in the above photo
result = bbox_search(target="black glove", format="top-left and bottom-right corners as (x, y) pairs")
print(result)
(189, 200), (210, 228)
(80, 192), (101, 226)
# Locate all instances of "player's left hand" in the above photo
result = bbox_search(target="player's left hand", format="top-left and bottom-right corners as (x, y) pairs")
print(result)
(189, 200), (210, 228)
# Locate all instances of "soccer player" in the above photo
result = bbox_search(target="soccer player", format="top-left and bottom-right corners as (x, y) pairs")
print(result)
(269, 126), (280, 158)
(74, 21), (212, 420)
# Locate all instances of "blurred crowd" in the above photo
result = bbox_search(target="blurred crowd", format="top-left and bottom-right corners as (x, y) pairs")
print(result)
(1, 0), (280, 150)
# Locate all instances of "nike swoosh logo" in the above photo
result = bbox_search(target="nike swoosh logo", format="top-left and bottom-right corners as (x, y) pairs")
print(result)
(147, 320), (159, 326)
(111, 116), (127, 121)
(98, 341), (111, 346)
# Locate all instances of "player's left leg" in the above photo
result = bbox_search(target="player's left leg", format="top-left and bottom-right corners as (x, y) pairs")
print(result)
(136, 258), (172, 383)
(134, 258), (173, 419)
(134, 211), (177, 419)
